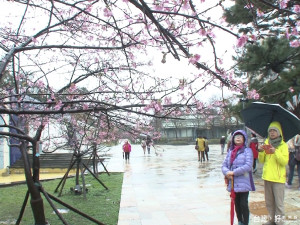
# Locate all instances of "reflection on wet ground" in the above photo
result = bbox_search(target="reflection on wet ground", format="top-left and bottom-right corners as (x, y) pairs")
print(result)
(105, 144), (300, 225)
(251, 163), (300, 223)
(1, 144), (299, 224)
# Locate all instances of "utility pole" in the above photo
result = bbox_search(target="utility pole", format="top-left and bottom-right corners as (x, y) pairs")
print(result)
(240, 93), (249, 144)
(240, 93), (248, 130)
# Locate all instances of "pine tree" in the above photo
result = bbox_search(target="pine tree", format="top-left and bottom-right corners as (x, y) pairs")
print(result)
(224, 0), (300, 106)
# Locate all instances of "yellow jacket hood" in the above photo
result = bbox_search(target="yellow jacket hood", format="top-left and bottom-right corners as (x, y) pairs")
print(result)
(265, 121), (285, 145)
(258, 121), (289, 183)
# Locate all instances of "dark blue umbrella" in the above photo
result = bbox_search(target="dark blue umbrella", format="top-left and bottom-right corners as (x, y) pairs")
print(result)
(241, 102), (300, 141)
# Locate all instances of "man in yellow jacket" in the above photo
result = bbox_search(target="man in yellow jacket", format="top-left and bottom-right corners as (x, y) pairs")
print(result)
(258, 121), (289, 225)
(195, 135), (205, 162)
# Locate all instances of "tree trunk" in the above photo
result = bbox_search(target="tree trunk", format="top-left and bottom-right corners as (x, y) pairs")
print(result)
(20, 141), (46, 224)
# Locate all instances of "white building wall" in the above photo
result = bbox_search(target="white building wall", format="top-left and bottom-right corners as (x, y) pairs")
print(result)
(0, 114), (10, 169)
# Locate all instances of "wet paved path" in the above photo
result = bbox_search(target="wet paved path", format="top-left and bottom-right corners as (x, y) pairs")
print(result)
(1, 144), (299, 225)
(105, 144), (300, 225)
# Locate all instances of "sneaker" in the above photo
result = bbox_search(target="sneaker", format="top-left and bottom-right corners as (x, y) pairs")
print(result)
(285, 182), (292, 188)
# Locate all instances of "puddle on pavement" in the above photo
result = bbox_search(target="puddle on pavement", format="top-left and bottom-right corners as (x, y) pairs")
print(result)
(249, 201), (268, 216)
(196, 174), (209, 179)
(52, 208), (70, 214)
(250, 201), (299, 222)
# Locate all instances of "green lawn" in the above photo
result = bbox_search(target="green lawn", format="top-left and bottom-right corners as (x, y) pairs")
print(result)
(0, 173), (123, 225)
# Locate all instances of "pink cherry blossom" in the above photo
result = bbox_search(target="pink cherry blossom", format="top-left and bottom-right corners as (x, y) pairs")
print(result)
(154, 4), (163, 11)
(36, 80), (45, 88)
(54, 100), (63, 110)
(247, 90), (260, 100)
(289, 87), (294, 93)
(103, 8), (113, 17)
(279, 0), (289, 9)
(198, 29), (206, 36)
(257, 9), (264, 17)
(236, 35), (248, 48)
(183, 1), (190, 11)
(69, 83), (77, 92)
(285, 29), (290, 39)
(82, 104), (89, 110)
(291, 27), (298, 35)
(290, 40), (300, 48)
(32, 37), (38, 43)
(189, 54), (200, 64)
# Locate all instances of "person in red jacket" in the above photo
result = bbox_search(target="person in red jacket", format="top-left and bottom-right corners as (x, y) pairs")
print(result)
(123, 140), (132, 160)
(249, 133), (258, 173)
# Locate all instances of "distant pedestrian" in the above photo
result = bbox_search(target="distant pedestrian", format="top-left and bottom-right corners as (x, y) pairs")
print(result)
(204, 136), (209, 161)
(220, 136), (226, 154)
(122, 140), (131, 160)
(226, 130), (233, 152)
(249, 133), (258, 173)
(286, 134), (300, 189)
(141, 139), (147, 155)
(146, 136), (152, 154)
(258, 121), (288, 225)
(222, 130), (255, 225)
(195, 135), (205, 162)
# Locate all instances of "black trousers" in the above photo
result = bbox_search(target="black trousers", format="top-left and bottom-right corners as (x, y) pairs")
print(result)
(235, 192), (249, 225)
(124, 152), (130, 160)
(205, 150), (209, 161)
(253, 158), (257, 170)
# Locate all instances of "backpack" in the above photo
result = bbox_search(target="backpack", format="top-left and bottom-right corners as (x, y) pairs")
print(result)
(123, 143), (130, 152)
(295, 146), (300, 161)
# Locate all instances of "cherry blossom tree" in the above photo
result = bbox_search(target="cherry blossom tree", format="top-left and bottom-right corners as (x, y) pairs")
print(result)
(0, 0), (299, 224)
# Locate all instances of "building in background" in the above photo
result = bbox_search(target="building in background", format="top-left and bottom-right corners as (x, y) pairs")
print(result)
(159, 113), (243, 142)
(0, 114), (10, 172)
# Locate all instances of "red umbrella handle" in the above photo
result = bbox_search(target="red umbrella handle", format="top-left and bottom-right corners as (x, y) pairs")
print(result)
(230, 176), (235, 225)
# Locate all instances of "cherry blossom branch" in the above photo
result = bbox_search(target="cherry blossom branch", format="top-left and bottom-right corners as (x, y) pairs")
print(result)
(14, 44), (137, 53)
(128, 0), (231, 86)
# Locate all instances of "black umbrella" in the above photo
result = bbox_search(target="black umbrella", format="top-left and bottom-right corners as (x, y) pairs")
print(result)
(241, 102), (300, 141)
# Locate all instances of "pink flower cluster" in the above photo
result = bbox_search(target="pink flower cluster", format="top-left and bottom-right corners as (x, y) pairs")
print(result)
(279, 0), (289, 9)
(143, 101), (163, 113)
(103, 8), (113, 17)
(236, 35), (248, 48)
(189, 54), (200, 64)
(247, 90), (260, 100)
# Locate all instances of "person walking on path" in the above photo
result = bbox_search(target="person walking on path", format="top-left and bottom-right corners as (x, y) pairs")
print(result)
(220, 136), (226, 154)
(146, 136), (152, 154)
(204, 136), (209, 161)
(258, 121), (289, 225)
(122, 140), (131, 161)
(222, 130), (255, 225)
(286, 134), (300, 190)
(249, 133), (259, 173)
(227, 130), (233, 152)
(141, 139), (147, 155)
(195, 135), (205, 162)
